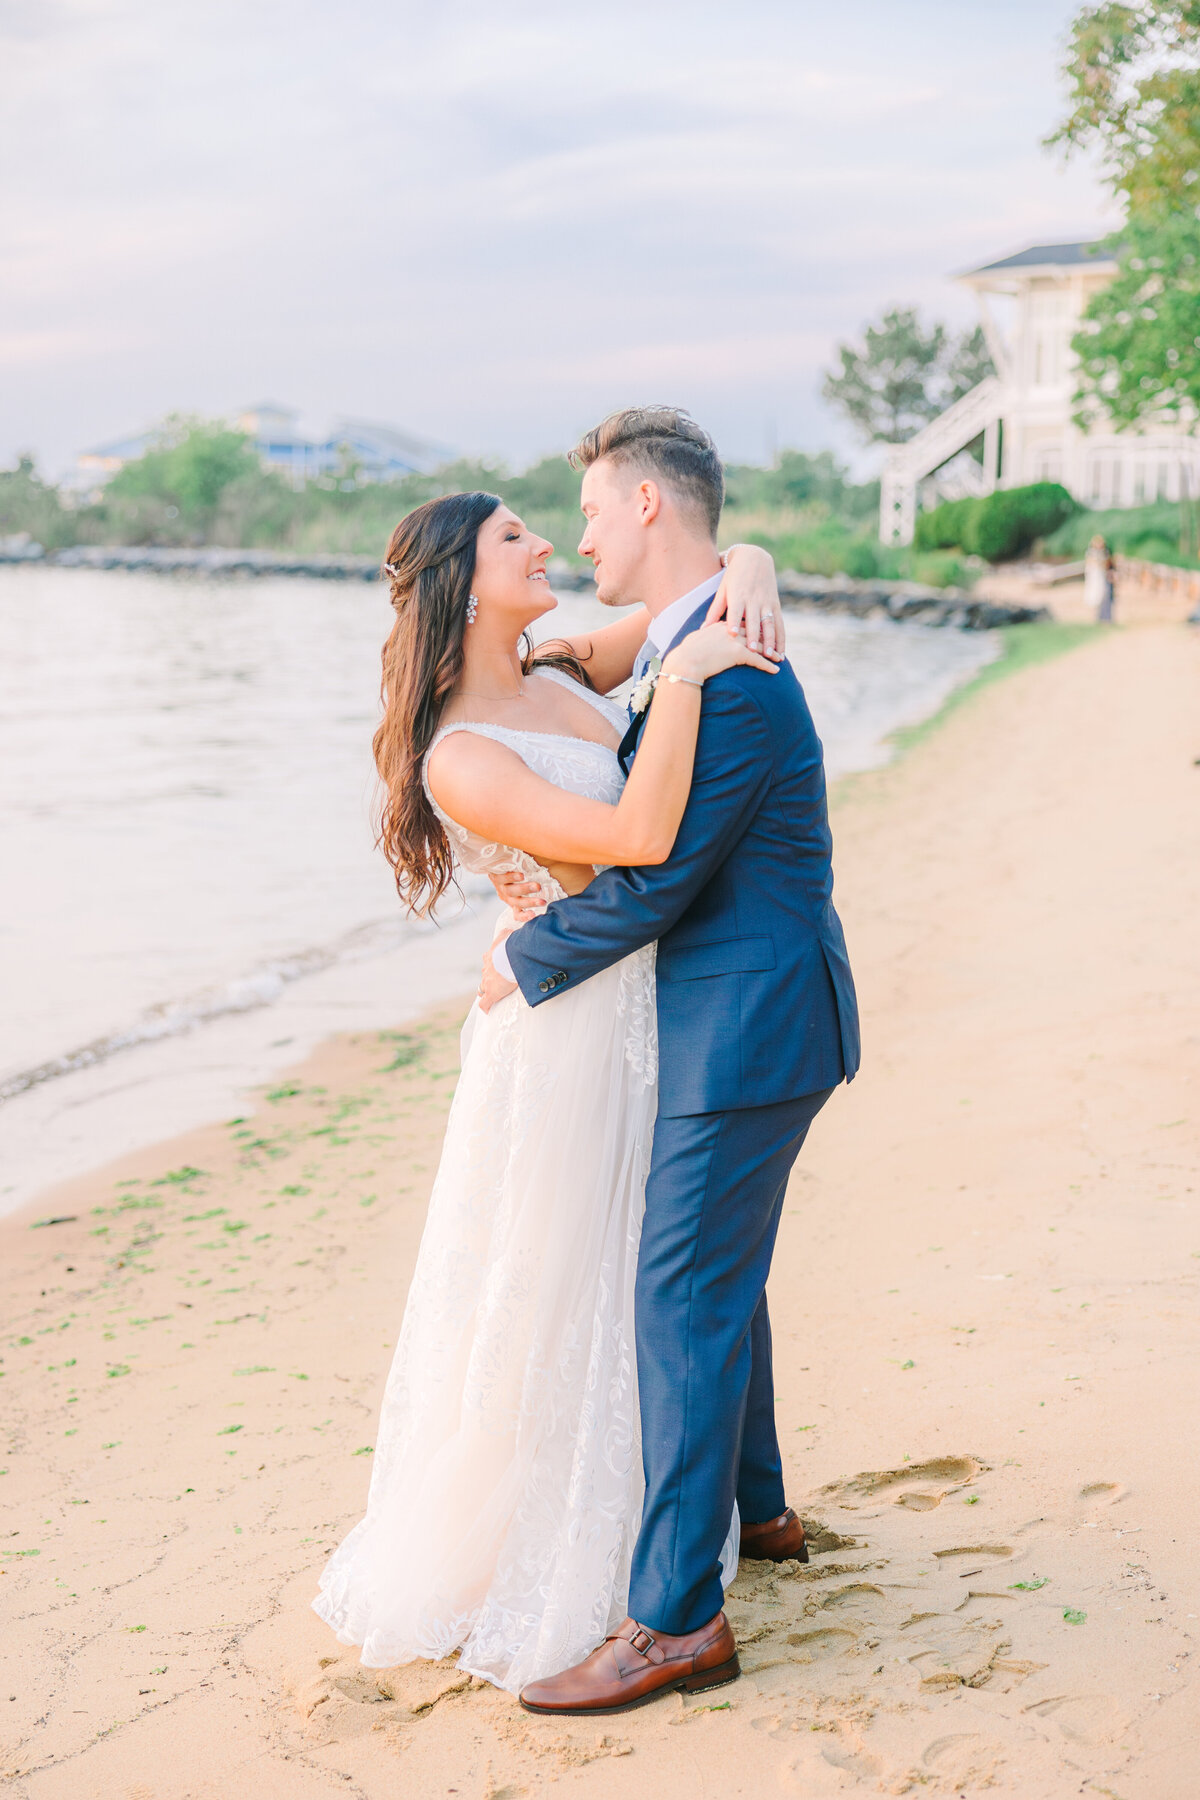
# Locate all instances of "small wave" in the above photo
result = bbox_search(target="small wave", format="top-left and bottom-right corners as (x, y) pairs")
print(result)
(0, 894), (486, 1107)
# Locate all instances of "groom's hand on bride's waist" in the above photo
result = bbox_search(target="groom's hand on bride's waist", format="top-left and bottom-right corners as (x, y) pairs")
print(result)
(479, 868), (541, 1008)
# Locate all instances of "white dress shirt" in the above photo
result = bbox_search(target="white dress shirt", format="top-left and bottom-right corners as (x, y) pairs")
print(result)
(630, 571), (723, 685)
(492, 569), (723, 985)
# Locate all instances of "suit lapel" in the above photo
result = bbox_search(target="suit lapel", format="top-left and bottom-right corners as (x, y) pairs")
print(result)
(616, 600), (712, 778)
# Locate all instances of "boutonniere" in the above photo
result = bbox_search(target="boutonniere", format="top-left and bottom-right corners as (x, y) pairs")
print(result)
(629, 655), (662, 717)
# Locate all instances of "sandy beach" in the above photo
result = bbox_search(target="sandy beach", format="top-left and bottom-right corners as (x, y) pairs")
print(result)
(3, 619), (1198, 1798)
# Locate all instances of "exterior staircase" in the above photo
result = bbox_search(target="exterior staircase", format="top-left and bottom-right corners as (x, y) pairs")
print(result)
(880, 376), (1006, 546)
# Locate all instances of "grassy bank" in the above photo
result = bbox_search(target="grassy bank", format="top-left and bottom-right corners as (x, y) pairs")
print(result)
(1043, 499), (1200, 568)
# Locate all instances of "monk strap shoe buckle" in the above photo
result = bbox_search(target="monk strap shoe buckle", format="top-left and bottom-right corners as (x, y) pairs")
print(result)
(628, 1626), (656, 1656)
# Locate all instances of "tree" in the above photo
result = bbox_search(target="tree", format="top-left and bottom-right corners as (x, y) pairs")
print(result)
(944, 326), (995, 405)
(1046, 2), (1200, 214)
(1050, 4), (1200, 453)
(1073, 208), (1200, 426)
(772, 449), (851, 508)
(105, 416), (269, 540)
(503, 455), (581, 513)
(722, 450), (879, 524)
(822, 309), (995, 445)
(0, 454), (75, 550)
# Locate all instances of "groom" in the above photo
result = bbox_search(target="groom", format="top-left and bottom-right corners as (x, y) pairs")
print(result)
(479, 406), (860, 1713)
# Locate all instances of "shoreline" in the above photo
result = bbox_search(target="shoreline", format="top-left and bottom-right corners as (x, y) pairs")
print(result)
(0, 621), (1064, 1225)
(0, 900), (501, 1224)
(878, 617), (1097, 763)
(3, 620), (1198, 1797)
(0, 589), (1002, 1220)
(0, 550), (1048, 628)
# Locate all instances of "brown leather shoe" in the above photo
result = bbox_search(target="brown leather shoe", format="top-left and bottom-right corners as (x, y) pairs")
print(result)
(519, 1612), (739, 1716)
(739, 1506), (809, 1563)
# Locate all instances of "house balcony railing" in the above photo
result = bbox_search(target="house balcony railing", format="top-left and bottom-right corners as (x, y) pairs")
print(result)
(879, 376), (1006, 546)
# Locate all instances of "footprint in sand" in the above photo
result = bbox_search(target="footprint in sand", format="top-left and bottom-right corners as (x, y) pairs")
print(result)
(907, 1617), (1010, 1690)
(330, 1671), (391, 1706)
(922, 1731), (1007, 1783)
(783, 1626), (858, 1661)
(295, 1651), (476, 1729)
(819, 1455), (984, 1513)
(1076, 1480), (1128, 1509)
(933, 1544), (1014, 1577)
(1027, 1693), (1133, 1747)
(817, 1582), (888, 1621)
(820, 1739), (883, 1778)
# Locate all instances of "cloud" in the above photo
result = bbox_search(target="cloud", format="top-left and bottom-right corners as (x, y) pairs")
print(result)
(0, 0), (1112, 472)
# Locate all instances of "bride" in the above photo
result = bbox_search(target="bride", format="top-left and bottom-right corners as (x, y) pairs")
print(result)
(312, 489), (782, 1694)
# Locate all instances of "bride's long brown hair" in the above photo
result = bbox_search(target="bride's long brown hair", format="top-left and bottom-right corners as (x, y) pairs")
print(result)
(373, 491), (593, 916)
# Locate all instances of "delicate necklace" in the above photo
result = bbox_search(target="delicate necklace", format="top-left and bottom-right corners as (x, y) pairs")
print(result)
(454, 676), (528, 701)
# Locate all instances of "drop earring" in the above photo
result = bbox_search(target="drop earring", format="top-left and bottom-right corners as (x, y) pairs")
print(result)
(466, 593), (479, 625)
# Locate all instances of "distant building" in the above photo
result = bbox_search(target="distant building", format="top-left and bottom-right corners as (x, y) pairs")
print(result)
(65, 428), (158, 497)
(231, 403), (331, 485)
(879, 240), (1200, 546)
(67, 404), (453, 498)
(330, 417), (455, 483)
(232, 403), (453, 485)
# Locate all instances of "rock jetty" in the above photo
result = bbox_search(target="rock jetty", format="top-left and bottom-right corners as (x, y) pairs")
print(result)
(773, 569), (1047, 630)
(0, 542), (1048, 629)
(549, 559), (1048, 630)
(42, 545), (382, 580)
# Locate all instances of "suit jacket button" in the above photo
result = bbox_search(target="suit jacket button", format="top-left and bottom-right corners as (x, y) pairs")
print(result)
(538, 979), (550, 993)
(554, 971), (567, 985)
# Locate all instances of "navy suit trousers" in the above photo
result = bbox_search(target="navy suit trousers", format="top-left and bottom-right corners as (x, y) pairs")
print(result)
(628, 1086), (834, 1636)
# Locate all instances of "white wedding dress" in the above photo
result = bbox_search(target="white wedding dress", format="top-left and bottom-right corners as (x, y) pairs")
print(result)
(312, 671), (737, 1694)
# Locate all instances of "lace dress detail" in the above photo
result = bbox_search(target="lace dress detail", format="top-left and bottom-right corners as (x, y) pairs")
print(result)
(312, 669), (734, 1694)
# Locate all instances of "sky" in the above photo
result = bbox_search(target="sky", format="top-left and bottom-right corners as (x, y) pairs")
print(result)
(1, 0), (1114, 477)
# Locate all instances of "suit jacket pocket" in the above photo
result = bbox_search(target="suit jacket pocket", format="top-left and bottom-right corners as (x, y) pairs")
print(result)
(656, 935), (777, 982)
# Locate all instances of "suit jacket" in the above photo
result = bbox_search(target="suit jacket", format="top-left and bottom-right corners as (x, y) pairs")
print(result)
(504, 599), (860, 1116)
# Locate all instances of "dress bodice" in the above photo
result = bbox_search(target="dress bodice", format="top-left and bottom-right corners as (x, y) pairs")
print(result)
(423, 668), (627, 903)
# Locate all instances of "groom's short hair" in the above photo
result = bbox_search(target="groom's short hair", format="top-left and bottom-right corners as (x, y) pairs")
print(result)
(570, 406), (724, 540)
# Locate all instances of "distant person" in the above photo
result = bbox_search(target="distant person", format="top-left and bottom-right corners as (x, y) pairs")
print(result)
(1102, 545), (1117, 622)
(1085, 533), (1115, 622)
(312, 407), (859, 1715)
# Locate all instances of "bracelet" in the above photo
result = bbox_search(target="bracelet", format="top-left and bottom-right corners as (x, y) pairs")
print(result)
(662, 672), (704, 689)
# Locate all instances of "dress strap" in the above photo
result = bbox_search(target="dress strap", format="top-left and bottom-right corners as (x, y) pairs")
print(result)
(529, 664), (626, 728)
(421, 719), (527, 808)
(425, 719), (519, 760)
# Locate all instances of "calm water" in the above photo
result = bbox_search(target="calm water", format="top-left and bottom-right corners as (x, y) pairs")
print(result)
(0, 567), (997, 1097)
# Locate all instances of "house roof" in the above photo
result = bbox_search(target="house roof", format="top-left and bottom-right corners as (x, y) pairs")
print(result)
(332, 416), (453, 466)
(78, 429), (156, 461)
(963, 238), (1116, 275)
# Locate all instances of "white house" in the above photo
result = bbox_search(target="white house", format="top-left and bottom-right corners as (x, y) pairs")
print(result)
(879, 239), (1200, 546)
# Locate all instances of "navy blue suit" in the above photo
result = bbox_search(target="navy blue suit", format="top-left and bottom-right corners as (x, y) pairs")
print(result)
(505, 599), (860, 1634)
